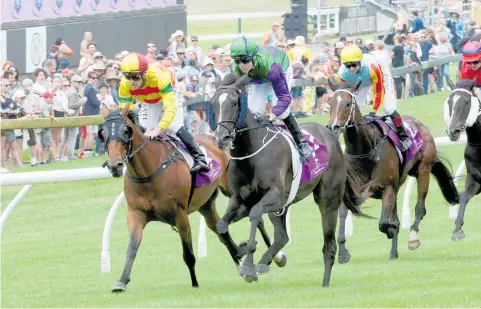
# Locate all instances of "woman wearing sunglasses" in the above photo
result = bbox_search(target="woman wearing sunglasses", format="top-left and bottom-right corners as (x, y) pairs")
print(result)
(459, 41), (481, 94)
(229, 37), (313, 163)
(118, 53), (209, 173)
(338, 45), (412, 151)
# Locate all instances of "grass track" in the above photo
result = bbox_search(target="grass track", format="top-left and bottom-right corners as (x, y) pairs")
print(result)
(2, 90), (481, 307)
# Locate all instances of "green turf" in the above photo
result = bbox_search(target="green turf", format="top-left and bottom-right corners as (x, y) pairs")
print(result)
(2, 88), (481, 307)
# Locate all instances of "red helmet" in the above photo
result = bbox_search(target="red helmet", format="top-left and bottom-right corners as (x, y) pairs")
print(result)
(462, 41), (481, 62)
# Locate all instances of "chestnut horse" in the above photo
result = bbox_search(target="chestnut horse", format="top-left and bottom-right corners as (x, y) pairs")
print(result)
(327, 80), (459, 261)
(100, 104), (284, 292)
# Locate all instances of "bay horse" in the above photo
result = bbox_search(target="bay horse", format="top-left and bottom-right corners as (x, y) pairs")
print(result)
(327, 80), (459, 261)
(100, 104), (282, 292)
(210, 73), (369, 287)
(444, 78), (481, 241)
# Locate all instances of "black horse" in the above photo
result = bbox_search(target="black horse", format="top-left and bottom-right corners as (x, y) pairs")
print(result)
(209, 73), (369, 287)
(445, 78), (481, 241)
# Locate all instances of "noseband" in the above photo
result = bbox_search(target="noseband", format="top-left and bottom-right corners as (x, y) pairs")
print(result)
(329, 89), (357, 131)
(213, 86), (242, 139)
(100, 115), (150, 168)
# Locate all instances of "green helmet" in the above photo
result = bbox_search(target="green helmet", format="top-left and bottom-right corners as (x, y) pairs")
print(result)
(230, 37), (259, 58)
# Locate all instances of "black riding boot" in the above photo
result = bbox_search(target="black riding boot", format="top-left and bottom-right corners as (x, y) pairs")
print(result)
(282, 113), (313, 164)
(396, 124), (412, 152)
(176, 127), (210, 173)
(390, 111), (412, 152)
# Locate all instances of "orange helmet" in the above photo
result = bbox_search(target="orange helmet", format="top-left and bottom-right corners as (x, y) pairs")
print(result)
(120, 53), (149, 73)
(462, 41), (481, 62)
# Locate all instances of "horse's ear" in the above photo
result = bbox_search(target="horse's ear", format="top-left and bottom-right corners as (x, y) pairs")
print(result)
(234, 74), (251, 90)
(328, 78), (339, 92)
(120, 102), (130, 118)
(471, 77), (477, 90)
(351, 81), (362, 93)
(214, 75), (222, 88)
(446, 76), (456, 91)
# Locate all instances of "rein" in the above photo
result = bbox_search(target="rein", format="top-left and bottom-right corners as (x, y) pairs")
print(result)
(102, 115), (180, 183)
(214, 85), (277, 160)
(331, 89), (386, 159)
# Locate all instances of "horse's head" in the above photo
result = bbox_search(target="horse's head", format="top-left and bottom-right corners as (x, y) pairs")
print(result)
(99, 104), (140, 177)
(209, 73), (251, 149)
(444, 78), (480, 141)
(326, 79), (362, 135)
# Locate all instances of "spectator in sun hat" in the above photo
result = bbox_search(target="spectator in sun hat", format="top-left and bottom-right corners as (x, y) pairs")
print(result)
(334, 41), (344, 58)
(365, 40), (374, 52)
(104, 70), (120, 104)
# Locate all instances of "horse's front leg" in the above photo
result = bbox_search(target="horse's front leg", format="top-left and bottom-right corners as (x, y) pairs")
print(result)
(239, 187), (284, 282)
(378, 186), (400, 260)
(112, 208), (147, 293)
(216, 195), (250, 260)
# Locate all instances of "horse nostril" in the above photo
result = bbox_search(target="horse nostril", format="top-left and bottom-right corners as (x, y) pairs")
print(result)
(453, 129), (460, 135)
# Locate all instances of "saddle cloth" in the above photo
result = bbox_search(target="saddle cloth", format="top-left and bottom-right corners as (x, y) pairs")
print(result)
(275, 125), (330, 206)
(373, 118), (425, 165)
(157, 133), (222, 188)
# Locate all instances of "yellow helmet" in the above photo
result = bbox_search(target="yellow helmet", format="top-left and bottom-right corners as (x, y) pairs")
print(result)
(120, 53), (149, 74)
(340, 45), (363, 63)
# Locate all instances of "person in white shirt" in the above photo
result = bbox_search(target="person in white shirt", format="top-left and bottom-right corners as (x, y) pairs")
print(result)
(98, 83), (117, 118)
(50, 75), (69, 160)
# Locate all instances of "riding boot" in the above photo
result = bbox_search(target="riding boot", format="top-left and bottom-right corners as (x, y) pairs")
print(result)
(390, 111), (412, 152)
(396, 124), (412, 152)
(176, 127), (210, 173)
(282, 113), (313, 164)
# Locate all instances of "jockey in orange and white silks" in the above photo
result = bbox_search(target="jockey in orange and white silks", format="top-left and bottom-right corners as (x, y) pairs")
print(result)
(338, 45), (412, 151)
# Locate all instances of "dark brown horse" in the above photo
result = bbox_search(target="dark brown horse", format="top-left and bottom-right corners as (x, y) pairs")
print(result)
(100, 104), (282, 292)
(211, 74), (369, 287)
(327, 80), (459, 261)
(444, 78), (481, 241)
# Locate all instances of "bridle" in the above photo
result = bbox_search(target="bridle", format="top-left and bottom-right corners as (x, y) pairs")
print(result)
(328, 89), (387, 159)
(100, 114), (179, 183)
(100, 115), (150, 168)
(328, 89), (358, 131)
(212, 85), (241, 140)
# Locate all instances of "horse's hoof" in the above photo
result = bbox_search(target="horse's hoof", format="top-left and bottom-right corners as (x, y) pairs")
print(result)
(338, 251), (351, 264)
(256, 263), (270, 275)
(389, 253), (398, 260)
(408, 239), (420, 250)
(243, 275), (258, 283)
(239, 240), (257, 247)
(451, 230), (466, 241)
(111, 281), (127, 293)
(239, 263), (257, 280)
(274, 254), (287, 267)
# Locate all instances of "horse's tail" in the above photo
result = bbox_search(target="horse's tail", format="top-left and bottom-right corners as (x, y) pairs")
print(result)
(431, 155), (460, 205)
(343, 163), (377, 219)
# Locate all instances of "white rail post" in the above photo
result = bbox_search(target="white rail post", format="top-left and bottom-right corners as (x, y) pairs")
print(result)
(0, 185), (32, 234)
(345, 210), (354, 237)
(101, 191), (125, 274)
(198, 217), (207, 258)
(450, 160), (466, 219)
(402, 177), (416, 229)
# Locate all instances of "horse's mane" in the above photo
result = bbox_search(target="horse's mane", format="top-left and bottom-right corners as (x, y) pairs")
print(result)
(106, 109), (146, 133)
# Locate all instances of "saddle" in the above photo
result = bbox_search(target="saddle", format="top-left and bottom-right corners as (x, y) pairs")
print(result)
(372, 116), (425, 165)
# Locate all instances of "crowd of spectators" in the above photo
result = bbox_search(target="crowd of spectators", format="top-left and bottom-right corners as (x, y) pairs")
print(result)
(0, 2), (475, 172)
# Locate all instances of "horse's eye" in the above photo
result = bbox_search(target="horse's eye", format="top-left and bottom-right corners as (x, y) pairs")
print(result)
(122, 127), (130, 136)
(346, 103), (351, 107)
